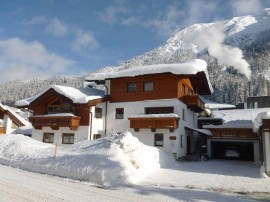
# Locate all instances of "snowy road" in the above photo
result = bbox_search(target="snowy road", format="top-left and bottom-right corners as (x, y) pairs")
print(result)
(0, 164), (268, 202)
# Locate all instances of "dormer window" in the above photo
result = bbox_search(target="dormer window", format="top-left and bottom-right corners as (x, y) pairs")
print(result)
(143, 81), (154, 92)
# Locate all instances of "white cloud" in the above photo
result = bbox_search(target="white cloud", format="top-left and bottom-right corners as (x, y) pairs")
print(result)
(148, 6), (184, 38)
(97, 5), (140, 26)
(185, 0), (218, 25)
(0, 38), (75, 83)
(24, 16), (68, 37)
(231, 0), (263, 16)
(45, 18), (68, 37)
(71, 30), (99, 54)
(23, 16), (47, 25)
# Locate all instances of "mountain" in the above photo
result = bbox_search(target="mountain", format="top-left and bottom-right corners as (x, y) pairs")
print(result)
(93, 8), (270, 105)
(1, 9), (270, 106)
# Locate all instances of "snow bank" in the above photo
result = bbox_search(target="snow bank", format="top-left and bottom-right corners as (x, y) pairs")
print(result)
(0, 132), (173, 187)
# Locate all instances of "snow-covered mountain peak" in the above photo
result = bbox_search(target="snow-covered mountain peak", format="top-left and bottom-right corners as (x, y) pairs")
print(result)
(164, 23), (213, 53)
(163, 8), (270, 52)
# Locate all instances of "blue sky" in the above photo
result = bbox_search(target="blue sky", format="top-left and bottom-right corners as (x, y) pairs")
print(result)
(0, 0), (269, 83)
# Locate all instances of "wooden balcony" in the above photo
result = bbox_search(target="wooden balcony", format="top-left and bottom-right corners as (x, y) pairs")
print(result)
(208, 128), (258, 139)
(128, 117), (179, 132)
(179, 95), (205, 112)
(30, 115), (81, 130)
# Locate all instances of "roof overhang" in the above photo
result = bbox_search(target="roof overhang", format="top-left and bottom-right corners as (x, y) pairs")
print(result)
(185, 126), (212, 136)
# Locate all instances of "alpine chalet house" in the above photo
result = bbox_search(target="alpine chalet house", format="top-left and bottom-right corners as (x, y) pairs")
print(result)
(15, 85), (107, 144)
(0, 103), (30, 134)
(86, 59), (213, 158)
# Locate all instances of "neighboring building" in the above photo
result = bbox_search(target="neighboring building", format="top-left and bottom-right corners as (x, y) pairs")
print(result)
(16, 85), (107, 144)
(85, 59), (213, 158)
(0, 103), (30, 134)
(201, 108), (270, 162)
(247, 96), (270, 109)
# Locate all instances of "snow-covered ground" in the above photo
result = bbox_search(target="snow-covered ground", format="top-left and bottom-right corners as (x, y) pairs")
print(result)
(0, 133), (269, 201)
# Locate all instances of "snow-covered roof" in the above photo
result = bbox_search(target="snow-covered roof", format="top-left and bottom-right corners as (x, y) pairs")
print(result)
(128, 114), (179, 118)
(16, 85), (105, 107)
(185, 126), (212, 136)
(0, 103), (30, 126)
(86, 59), (213, 94)
(203, 98), (236, 110)
(204, 108), (270, 131)
(204, 120), (253, 129)
(32, 113), (76, 118)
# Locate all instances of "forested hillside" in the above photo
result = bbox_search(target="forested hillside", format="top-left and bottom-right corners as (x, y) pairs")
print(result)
(0, 76), (84, 106)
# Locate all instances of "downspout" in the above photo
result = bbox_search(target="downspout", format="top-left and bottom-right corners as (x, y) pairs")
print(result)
(102, 82), (108, 136)
(89, 109), (93, 140)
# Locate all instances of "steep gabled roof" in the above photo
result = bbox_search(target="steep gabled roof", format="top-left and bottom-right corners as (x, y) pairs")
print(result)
(15, 85), (105, 107)
(86, 59), (213, 95)
(0, 103), (30, 126)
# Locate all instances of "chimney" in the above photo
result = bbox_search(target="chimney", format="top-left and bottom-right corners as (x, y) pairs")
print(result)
(248, 81), (252, 97)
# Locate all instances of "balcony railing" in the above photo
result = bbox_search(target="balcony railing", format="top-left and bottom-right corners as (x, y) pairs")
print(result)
(208, 128), (258, 139)
(30, 115), (81, 130)
(128, 117), (179, 132)
(179, 95), (205, 112)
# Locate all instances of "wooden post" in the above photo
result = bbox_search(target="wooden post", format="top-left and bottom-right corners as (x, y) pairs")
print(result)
(54, 143), (58, 158)
(263, 132), (270, 176)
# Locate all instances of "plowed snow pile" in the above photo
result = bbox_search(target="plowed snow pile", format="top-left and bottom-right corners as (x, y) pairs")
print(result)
(0, 132), (173, 187)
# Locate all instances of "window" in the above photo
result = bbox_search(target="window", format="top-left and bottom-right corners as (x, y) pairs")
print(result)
(143, 81), (154, 92)
(154, 133), (164, 147)
(95, 107), (102, 118)
(115, 108), (124, 119)
(182, 109), (185, 120)
(62, 133), (75, 144)
(93, 134), (101, 139)
(127, 82), (137, 93)
(47, 99), (75, 114)
(182, 84), (186, 94)
(43, 133), (54, 143)
(145, 107), (174, 114)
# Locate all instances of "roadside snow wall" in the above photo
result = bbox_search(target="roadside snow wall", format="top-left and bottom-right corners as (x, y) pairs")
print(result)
(0, 132), (173, 187)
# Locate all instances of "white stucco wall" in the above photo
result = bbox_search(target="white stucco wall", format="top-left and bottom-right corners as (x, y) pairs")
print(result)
(3, 114), (16, 134)
(32, 126), (90, 145)
(91, 103), (106, 139)
(106, 99), (197, 157)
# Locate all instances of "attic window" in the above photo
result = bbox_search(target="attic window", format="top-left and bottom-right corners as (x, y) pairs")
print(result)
(127, 82), (137, 93)
(143, 81), (154, 92)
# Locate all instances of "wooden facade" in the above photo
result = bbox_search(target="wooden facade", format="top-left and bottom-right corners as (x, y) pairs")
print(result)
(208, 128), (258, 139)
(28, 88), (91, 130)
(110, 73), (181, 103)
(0, 127), (5, 134)
(179, 95), (205, 112)
(30, 115), (81, 130)
(262, 119), (270, 131)
(128, 117), (179, 132)
(109, 72), (205, 112)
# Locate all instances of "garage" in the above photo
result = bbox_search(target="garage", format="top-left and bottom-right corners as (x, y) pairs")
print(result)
(208, 139), (259, 161)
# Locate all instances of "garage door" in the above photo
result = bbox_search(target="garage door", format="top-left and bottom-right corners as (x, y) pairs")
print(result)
(211, 141), (254, 161)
